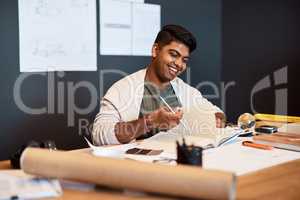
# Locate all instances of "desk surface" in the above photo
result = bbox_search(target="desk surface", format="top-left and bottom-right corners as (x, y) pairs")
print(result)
(1, 159), (300, 200)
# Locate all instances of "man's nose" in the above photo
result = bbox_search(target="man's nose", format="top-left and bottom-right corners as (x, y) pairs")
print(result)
(174, 58), (183, 69)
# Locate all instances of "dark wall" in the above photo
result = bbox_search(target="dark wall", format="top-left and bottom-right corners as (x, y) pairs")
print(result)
(0, 0), (222, 160)
(222, 0), (300, 122)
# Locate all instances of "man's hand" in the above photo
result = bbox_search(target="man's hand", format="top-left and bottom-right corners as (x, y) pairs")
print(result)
(215, 112), (226, 128)
(146, 107), (183, 130)
(115, 107), (182, 144)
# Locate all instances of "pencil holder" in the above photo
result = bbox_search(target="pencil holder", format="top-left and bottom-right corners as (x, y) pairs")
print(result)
(176, 139), (203, 167)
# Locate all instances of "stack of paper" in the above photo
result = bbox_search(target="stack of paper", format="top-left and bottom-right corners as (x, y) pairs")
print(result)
(278, 123), (300, 134)
(253, 132), (300, 152)
(203, 138), (300, 175)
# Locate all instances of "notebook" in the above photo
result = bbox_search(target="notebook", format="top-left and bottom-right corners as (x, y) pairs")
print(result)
(137, 106), (243, 153)
(138, 127), (243, 154)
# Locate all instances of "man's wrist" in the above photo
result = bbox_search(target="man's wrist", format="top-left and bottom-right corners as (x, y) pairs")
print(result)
(215, 112), (226, 128)
(215, 112), (226, 121)
(143, 114), (154, 132)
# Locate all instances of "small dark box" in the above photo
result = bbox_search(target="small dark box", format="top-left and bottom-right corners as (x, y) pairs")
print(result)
(255, 125), (278, 134)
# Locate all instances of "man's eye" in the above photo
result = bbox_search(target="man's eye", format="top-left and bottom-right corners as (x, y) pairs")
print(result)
(183, 59), (189, 64)
(170, 52), (178, 57)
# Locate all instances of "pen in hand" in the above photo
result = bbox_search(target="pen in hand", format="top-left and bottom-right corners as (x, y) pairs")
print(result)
(159, 96), (191, 135)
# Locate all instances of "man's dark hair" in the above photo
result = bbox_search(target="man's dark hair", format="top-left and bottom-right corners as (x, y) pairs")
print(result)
(154, 24), (197, 53)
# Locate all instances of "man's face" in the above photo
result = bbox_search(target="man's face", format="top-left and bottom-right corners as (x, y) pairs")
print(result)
(152, 41), (190, 83)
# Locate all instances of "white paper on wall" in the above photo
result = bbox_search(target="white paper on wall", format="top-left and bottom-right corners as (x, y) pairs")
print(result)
(19, 0), (97, 72)
(99, 0), (132, 55)
(99, 0), (161, 56)
(116, 0), (144, 3)
(132, 3), (160, 56)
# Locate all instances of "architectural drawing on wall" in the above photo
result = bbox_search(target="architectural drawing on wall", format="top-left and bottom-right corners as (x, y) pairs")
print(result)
(34, 0), (63, 17)
(18, 0), (97, 72)
(32, 41), (67, 58)
(99, 0), (161, 56)
(71, 0), (90, 7)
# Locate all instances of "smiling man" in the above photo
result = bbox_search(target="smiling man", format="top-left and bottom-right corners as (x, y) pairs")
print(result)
(92, 25), (225, 145)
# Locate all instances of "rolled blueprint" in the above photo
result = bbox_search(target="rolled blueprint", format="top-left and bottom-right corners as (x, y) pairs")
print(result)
(21, 148), (236, 200)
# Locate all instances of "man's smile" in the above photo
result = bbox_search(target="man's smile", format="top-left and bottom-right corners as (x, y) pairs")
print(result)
(168, 64), (179, 76)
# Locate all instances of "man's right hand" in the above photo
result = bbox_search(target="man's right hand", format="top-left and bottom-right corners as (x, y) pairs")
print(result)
(115, 107), (183, 144)
(146, 107), (183, 131)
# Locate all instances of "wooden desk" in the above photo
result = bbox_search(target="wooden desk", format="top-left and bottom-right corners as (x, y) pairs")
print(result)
(1, 159), (300, 200)
(237, 159), (300, 199)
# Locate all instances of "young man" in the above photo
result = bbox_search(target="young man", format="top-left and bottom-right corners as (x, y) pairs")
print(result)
(92, 25), (225, 145)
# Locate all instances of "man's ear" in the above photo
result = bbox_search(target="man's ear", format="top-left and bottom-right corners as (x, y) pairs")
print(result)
(151, 43), (159, 58)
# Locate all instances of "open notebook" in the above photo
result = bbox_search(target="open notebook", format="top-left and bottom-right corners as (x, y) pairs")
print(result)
(85, 125), (243, 162)
(86, 107), (242, 159)
(138, 127), (243, 154)
(138, 108), (243, 154)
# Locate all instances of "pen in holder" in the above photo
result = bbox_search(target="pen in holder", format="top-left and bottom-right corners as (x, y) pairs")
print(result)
(176, 138), (203, 167)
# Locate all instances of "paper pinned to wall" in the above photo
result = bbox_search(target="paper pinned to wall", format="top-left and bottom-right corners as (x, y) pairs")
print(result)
(99, 0), (132, 55)
(117, 0), (144, 3)
(99, 0), (160, 56)
(132, 3), (160, 56)
(18, 0), (97, 72)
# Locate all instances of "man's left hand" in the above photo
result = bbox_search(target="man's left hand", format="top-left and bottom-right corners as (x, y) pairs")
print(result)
(215, 112), (226, 128)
